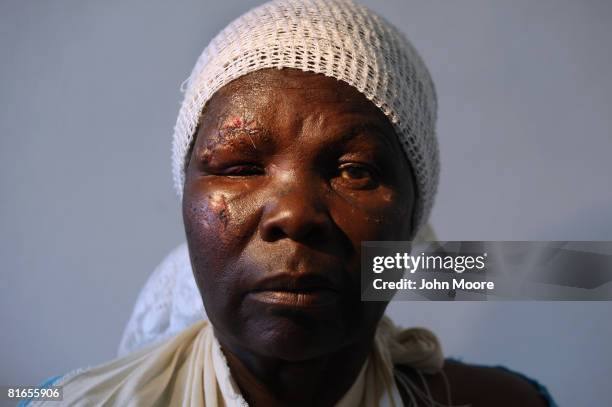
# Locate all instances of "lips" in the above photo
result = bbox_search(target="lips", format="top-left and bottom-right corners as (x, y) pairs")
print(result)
(248, 273), (342, 308)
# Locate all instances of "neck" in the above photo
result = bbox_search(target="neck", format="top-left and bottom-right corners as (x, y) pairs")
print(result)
(217, 334), (375, 407)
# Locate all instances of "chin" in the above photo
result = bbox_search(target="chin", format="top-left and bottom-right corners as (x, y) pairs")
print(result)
(243, 310), (353, 361)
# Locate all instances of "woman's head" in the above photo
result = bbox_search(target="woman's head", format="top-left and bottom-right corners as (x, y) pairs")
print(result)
(174, 0), (439, 361)
(172, 0), (439, 236)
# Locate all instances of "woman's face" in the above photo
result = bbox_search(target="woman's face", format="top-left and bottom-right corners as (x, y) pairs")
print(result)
(183, 68), (415, 361)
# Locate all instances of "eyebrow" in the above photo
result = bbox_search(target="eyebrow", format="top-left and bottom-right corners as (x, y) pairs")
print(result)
(335, 123), (395, 151)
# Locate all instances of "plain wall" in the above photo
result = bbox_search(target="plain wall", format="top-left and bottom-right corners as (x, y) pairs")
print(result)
(1, 1), (611, 405)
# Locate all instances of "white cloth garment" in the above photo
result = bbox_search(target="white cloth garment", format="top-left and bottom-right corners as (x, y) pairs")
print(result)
(36, 316), (442, 406)
(118, 242), (201, 358)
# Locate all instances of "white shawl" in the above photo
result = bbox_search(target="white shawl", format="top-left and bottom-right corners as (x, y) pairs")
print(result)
(35, 316), (442, 406)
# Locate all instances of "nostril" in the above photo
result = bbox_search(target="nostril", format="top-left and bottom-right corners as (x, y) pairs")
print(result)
(259, 202), (331, 243)
(261, 224), (286, 242)
(258, 176), (333, 243)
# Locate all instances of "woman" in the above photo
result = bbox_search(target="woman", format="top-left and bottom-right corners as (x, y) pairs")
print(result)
(27, 0), (556, 405)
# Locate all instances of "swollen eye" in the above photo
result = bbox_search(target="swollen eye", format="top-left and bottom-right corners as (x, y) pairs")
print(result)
(221, 164), (264, 176)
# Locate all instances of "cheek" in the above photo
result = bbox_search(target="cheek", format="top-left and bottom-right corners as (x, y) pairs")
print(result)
(183, 177), (260, 243)
(182, 186), (261, 327)
(182, 185), (257, 282)
(332, 187), (413, 243)
(183, 192), (229, 297)
(183, 192), (231, 257)
(186, 193), (228, 232)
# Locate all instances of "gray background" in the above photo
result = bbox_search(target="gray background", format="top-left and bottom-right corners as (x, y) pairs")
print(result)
(1, 0), (611, 405)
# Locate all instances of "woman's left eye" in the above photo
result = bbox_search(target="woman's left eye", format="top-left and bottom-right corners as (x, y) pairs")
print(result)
(337, 163), (379, 188)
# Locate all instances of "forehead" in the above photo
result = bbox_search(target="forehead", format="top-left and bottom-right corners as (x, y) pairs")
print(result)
(197, 68), (394, 138)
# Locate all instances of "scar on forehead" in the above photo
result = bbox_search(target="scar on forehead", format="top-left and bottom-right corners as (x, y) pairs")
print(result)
(226, 116), (244, 128)
(218, 115), (258, 149)
(218, 115), (257, 131)
(198, 115), (270, 156)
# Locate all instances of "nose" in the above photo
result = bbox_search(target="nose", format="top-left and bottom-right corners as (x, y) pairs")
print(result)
(259, 172), (332, 243)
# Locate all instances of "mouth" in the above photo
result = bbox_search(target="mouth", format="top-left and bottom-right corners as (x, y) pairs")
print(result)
(248, 273), (342, 308)
(248, 289), (340, 308)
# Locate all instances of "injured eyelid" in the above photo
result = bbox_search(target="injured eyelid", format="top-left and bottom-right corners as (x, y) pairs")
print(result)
(195, 129), (272, 163)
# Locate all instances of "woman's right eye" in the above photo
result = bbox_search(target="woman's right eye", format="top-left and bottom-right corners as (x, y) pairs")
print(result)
(218, 164), (264, 176)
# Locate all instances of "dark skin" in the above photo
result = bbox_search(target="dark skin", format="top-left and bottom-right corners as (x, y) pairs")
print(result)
(182, 68), (548, 407)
